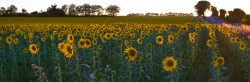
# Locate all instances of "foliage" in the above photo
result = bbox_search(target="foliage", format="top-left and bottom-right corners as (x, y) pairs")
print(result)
(106, 5), (120, 16)
(226, 8), (246, 23)
(219, 9), (227, 19)
(211, 6), (218, 17)
(194, 0), (211, 17)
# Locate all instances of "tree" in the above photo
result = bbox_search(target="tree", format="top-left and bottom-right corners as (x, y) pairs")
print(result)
(106, 5), (120, 16)
(219, 9), (226, 19)
(226, 8), (246, 23)
(22, 8), (28, 14)
(82, 3), (92, 16)
(47, 4), (65, 16)
(76, 5), (83, 16)
(6, 5), (18, 15)
(68, 4), (77, 16)
(211, 6), (218, 16)
(91, 5), (103, 16)
(194, 1), (211, 17)
(30, 11), (39, 16)
(61, 4), (69, 15)
(0, 7), (6, 15)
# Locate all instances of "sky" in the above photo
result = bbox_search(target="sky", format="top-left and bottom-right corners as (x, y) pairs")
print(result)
(0, 0), (249, 16)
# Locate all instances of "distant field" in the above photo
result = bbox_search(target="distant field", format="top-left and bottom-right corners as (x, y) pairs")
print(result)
(0, 16), (201, 25)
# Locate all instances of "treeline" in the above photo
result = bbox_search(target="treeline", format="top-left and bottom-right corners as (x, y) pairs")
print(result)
(195, 0), (250, 25)
(0, 4), (120, 17)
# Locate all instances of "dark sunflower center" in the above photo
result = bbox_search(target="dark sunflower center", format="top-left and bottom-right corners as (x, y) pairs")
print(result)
(170, 37), (173, 41)
(80, 41), (85, 46)
(167, 60), (174, 67)
(67, 46), (73, 53)
(158, 37), (162, 42)
(86, 40), (90, 45)
(218, 59), (223, 64)
(60, 45), (64, 49)
(107, 34), (110, 37)
(70, 36), (73, 40)
(129, 49), (136, 57)
(8, 38), (12, 42)
(32, 46), (37, 51)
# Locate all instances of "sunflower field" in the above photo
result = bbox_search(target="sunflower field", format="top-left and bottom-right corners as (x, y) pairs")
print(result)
(0, 22), (250, 82)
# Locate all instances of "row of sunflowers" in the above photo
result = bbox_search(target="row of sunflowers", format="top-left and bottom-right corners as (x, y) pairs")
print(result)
(0, 23), (249, 81)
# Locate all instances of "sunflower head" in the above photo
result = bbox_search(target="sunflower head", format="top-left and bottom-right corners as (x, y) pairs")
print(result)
(77, 38), (85, 48)
(124, 47), (137, 61)
(207, 39), (213, 47)
(240, 42), (246, 50)
(162, 56), (177, 72)
(67, 34), (74, 43)
(29, 44), (39, 55)
(13, 38), (19, 44)
(5, 36), (12, 45)
(58, 42), (65, 52)
(98, 45), (103, 50)
(156, 36), (164, 44)
(137, 38), (142, 44)
(63, 43), (74, 59)
(214, 56), (224, 67)
(85, 39), (91, 48)
(167, 34), (174, 43)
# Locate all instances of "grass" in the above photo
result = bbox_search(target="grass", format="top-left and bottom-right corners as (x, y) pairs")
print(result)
(0, 16), (201, 25)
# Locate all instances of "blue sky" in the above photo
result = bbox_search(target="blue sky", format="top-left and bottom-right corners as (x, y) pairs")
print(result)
(0, 0), (249, 16)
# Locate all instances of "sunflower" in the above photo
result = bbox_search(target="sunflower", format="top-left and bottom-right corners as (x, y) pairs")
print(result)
(101, 36), (107, 43)
(124, 47), (137, 61)
(137, 38), (142, 44)
(23, 48), (28, 53)
(240, 42), (246, 50)
(214, 56), (224, 67)
(41, 37), (46, 42)
(189, 37), (195, 43)
(67, 34), (74, 43)
(248, 35), (250, 40)
(156, 36), (164, 44)
(98, 45), (103, 50)
(235, 37), (240, 43)
(13, 38), (19, 44)
(167, 34), (174, 43)
(58, 42), (65, 52)
(5, 36), (12, 45)
(92, 39), (97, 45)
(230, 37), (236, 43)
(209, 32), (215, 38)
(77, 38), (85, 48)
(62, 43), (74, 58)
(29, 44), (39, 55)
(85, 39), (91, 48)
(162, 56), (177, 72)
(207, 39), (213, 47)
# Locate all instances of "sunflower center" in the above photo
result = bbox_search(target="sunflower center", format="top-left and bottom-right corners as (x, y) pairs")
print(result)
(86, 40), (90, 45)
(32, 46), (37, 51)
(158, 37), (162, 42)
(8, 38), (12, 42)
(80, 41), (85, 46)
(70, 36), (73, 40)
(67, 46), (73, 54)
(167, 60), (174, 67)
(218, 59), (223, 64)
(128, 49), (136, 57)
(170, 37), (173, 41)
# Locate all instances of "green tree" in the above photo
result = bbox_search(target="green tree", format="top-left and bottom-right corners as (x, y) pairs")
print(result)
(0, 7), (6, 15)
(219, 9), (227, 19)
(211, 6), (218, 16)
(47, 4), (65, 16)
(91, 5), (103, 16)
(61, 4), (69, 15)
(226, 8), (246, 23)
(106, 5), (120, 16)
(194, 0), (211, 17)
(82, 3), (91, 16)
(6, 5), (18, 15)
(68, 4), (77, 16)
